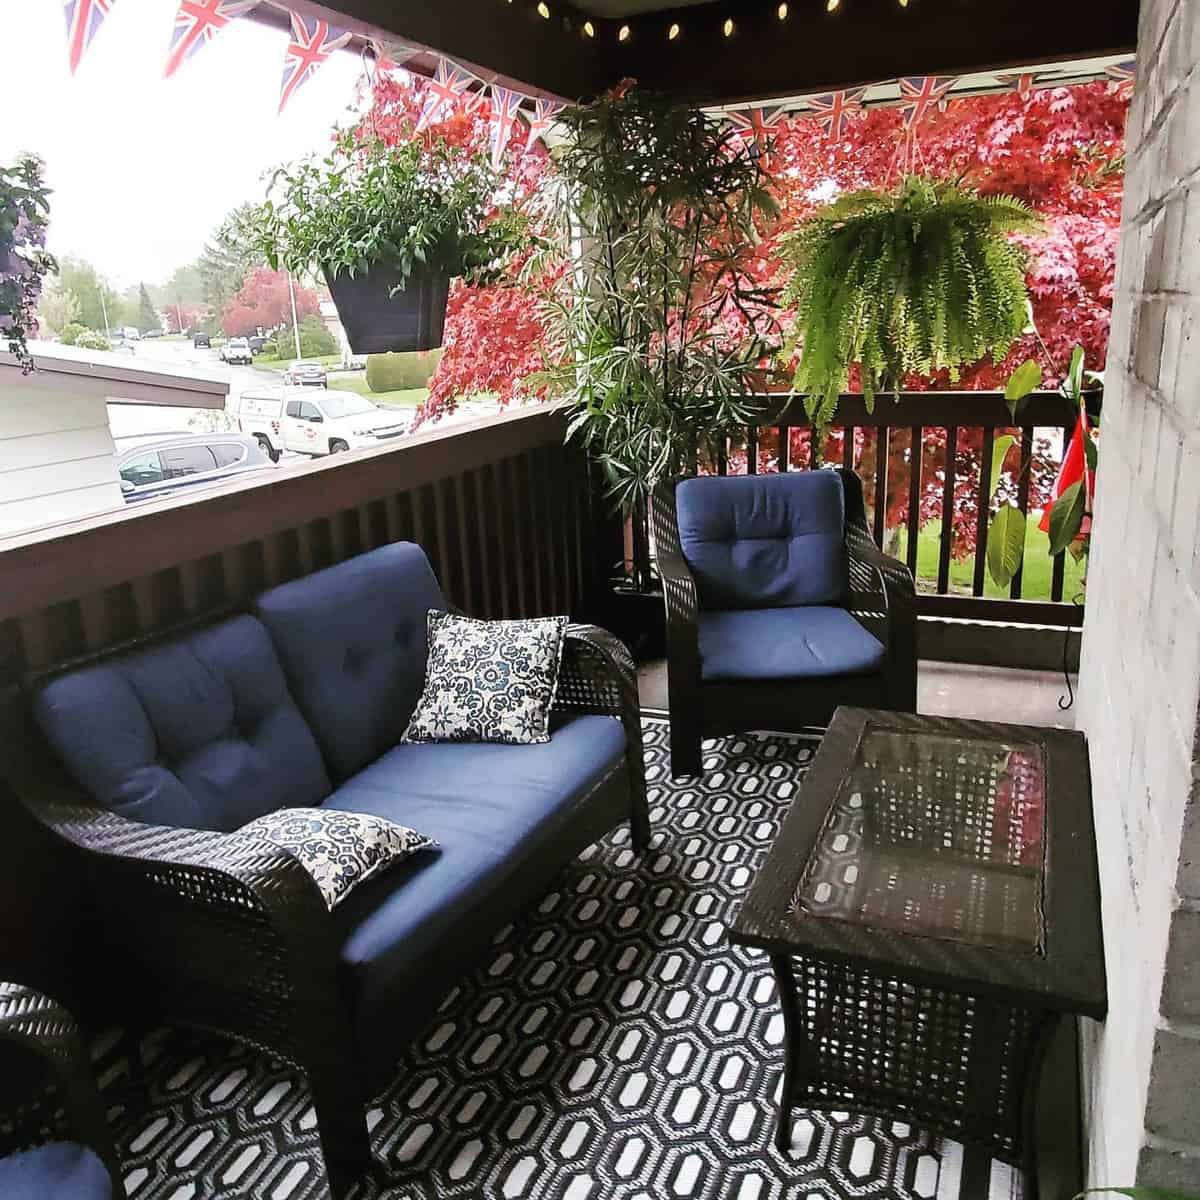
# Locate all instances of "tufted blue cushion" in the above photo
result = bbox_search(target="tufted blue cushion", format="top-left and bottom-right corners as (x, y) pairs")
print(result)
(255, 542), (445, 781)
(321, 715), (626, 1038)
(675, 471), (846, 611)
(33, 615), (330, 831)
(0, 1142), (113, 1199)
(698, 606), (885, 681)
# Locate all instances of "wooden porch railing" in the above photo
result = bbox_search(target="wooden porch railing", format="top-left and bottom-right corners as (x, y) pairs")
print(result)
(0, 405), (611, 680)
(704, 390), (1088, 629)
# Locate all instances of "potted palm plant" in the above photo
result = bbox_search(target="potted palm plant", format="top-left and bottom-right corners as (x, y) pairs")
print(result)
(543, 89), (781, 623)
(247, 134), (523, 354)
(779, 174), (1042, 432)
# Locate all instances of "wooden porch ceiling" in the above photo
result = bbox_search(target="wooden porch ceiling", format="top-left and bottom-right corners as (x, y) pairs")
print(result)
(304, 0), (1139, 105)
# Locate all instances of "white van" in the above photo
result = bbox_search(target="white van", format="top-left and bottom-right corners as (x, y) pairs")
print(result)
(235, 386), (409, 460)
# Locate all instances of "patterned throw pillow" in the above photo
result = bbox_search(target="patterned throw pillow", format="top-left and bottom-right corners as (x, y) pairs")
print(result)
(403, 611), (570, 745)
(239, 808), (436, 910)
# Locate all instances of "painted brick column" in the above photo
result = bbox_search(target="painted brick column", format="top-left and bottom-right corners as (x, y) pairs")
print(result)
(1076, 0), (1200, 1186)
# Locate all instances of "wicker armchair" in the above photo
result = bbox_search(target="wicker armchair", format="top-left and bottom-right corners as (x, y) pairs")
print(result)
(0, 982), (123, 1198)
(651, 468), (917, 777)
(5, 610), (646, 1200)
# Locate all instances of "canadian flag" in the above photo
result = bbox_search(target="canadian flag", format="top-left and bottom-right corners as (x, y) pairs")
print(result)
(1039, 408), (1095, 536)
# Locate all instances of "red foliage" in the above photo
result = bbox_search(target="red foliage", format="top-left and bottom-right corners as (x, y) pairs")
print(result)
(221, 266), (319, 337)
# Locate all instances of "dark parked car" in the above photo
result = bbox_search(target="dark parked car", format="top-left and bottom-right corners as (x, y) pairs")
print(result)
(248, 335), (267, 355)
(284, 359), (328, 387)
(142, 328), (164, 338)
(115, 433), (274, 504)
(193, 332), (211, 349)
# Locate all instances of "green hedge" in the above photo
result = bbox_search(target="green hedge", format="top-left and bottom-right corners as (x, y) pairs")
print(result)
(365, 348), (443, 393)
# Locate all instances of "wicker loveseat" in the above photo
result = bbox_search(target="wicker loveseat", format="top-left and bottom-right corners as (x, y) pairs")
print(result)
(7, 542), (648, 1198)
(651, 469), (917, 777)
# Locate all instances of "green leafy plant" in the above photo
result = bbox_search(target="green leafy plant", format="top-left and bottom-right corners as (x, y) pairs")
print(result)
(986, 344), (1098, 588)
(542, 89), (781, 588)
(245, 133), (524, 288)
(1, 154), (57, 372)
(779, 175), (1042, 430)
(366, 348), (442, 393)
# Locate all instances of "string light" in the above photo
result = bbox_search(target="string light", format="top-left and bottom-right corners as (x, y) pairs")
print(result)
(826, 0), (840, 10)
(668, 22), (680, 40)
(898, 0), (909, 6)
(777, 3), (789, 18)
(536, 1), (550, 16)
(722, 16), (734, 36)
(582, 19), (594, 36)
(617, 23), (631, 41)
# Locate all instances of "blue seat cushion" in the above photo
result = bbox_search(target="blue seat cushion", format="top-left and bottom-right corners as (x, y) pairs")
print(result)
(256, 543), (445, 781)
(34, 615), (329, 831)
(675, 471), (847, 610)
(698, 606), (885, 681)
(321, 715), (626, 1022)
(0, 1142), (113, 1199)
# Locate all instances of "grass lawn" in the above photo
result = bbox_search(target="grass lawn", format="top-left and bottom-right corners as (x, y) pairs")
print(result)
(332, 375), (428, 409)
(257, 351), (345, 368)
(896, 518), (1086, 601)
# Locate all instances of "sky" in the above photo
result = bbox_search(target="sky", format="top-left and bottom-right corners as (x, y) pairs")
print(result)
(1, 0), (365, 289)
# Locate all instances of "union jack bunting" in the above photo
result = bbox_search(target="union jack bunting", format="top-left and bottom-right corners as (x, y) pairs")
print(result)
(525, 97), (564, 150)
(897, 75), (955, 127)
(164, 0), (257, 79)
(278, 13), (351, 114)
(726, 106), (787, 145)
(1105, 59), (1136, 83)
(416, 59), (479, 131)
(368, 37), (419, 75)
(996, 72), (1037, 96)
(804, 87), (868, 138)
(61, 0), (115, 75)
(489, 85), (525, 170)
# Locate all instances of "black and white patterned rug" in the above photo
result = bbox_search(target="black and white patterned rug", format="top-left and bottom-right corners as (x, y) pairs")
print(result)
(94, 719), (1021, 1200)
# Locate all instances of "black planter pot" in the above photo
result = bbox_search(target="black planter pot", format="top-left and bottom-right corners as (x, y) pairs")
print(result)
(600, 580), (666, 664)
(324, 262), (451, 355)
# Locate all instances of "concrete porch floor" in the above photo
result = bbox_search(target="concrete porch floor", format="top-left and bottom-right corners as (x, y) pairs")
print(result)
(637, 658), (1078, 730)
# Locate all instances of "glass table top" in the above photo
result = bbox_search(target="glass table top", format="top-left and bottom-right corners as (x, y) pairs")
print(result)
(795, 726), (1047, 953)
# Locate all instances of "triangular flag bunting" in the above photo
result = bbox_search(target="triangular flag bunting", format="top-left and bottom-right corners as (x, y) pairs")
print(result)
(164, 0), (258, 79)
(897, 75), (955, 127)
(368, 36), (420, 75)
(62, 0), (116, 75)
(525, 97), (564, 150)
(489, 85), (525, 170)
(996, 72), (1037, 96)
(416, 59), (479, 131)
(804, 87), (868, 138)
(726, 106), (786, 145)
(278, 12), (351, 114)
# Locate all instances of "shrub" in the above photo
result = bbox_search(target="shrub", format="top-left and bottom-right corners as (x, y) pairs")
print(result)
(59, 321), (86, 346)
(74, 328), (111, 351)
(270, 314), (336, 360)
(366, 348), (442, 393)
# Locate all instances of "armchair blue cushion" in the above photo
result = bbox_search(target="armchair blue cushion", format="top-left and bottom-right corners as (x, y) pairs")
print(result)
(33, 614), (329, 831)
(698, 607), (885, 681)
(256, 542), (445, 781)
(675, 471), (846, 611)
(0, 1142), (113, 1199)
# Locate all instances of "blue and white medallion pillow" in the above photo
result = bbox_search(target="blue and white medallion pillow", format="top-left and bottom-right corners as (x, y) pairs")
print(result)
(239, 808), (436, 910)
(403, 611), (570, 745)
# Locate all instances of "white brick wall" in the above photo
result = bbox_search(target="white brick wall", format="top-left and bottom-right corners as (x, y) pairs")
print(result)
(1076, 0), (1200, 1185)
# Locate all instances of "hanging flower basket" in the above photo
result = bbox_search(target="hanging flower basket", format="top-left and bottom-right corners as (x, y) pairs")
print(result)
(324, 262), (450, 355)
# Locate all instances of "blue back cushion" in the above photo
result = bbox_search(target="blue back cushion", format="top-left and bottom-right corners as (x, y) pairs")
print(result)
(255, 542), (445, 781)
(33, 615), (330, 832)
(675, 471), (847, 610)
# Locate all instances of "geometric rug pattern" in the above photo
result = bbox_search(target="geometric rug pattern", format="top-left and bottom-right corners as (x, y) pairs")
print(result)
(94, 718), (1022, 1200)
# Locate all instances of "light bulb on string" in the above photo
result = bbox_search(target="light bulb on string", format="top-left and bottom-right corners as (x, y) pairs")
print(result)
(722, 16), (734, 36)
(826, 0), (841, 11)
(777, 3), (789, 18)
(668, 22), (680, 40)
(536, 1), (550, 17)
(582, 19), (594, 36)
(617, 23), (631, 41)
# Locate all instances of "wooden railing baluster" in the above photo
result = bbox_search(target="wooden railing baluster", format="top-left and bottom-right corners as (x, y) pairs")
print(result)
(937, 426), (959, 596)
(906, 426), (922, 576)
(873, 427), (890, 547)
(1011, 426), (1035, 600)
(973, 427), (995, 596)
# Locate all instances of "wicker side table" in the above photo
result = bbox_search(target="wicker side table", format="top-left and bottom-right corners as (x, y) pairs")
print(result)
(730, 708), (1106, 1198)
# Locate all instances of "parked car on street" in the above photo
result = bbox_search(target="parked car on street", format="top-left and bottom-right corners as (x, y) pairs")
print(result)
(193, 332), (211, 349)
(283, 359), (327, 387)
(247, 335), (266, 355)
(115, 433), (275, 503)
(221, 337), (253, 365)
(235, 386), (408, 459)
(142, 328), (164, 338)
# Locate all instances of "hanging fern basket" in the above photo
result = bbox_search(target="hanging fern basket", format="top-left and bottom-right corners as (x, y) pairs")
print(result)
(324, 262), (451, 355)
(780, 175), (1043, 429)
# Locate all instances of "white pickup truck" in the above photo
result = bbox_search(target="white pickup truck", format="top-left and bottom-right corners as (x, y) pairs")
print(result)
(235, 386), (409, 460)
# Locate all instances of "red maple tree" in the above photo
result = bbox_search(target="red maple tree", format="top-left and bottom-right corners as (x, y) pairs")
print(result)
(221, 266), (319, 337)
